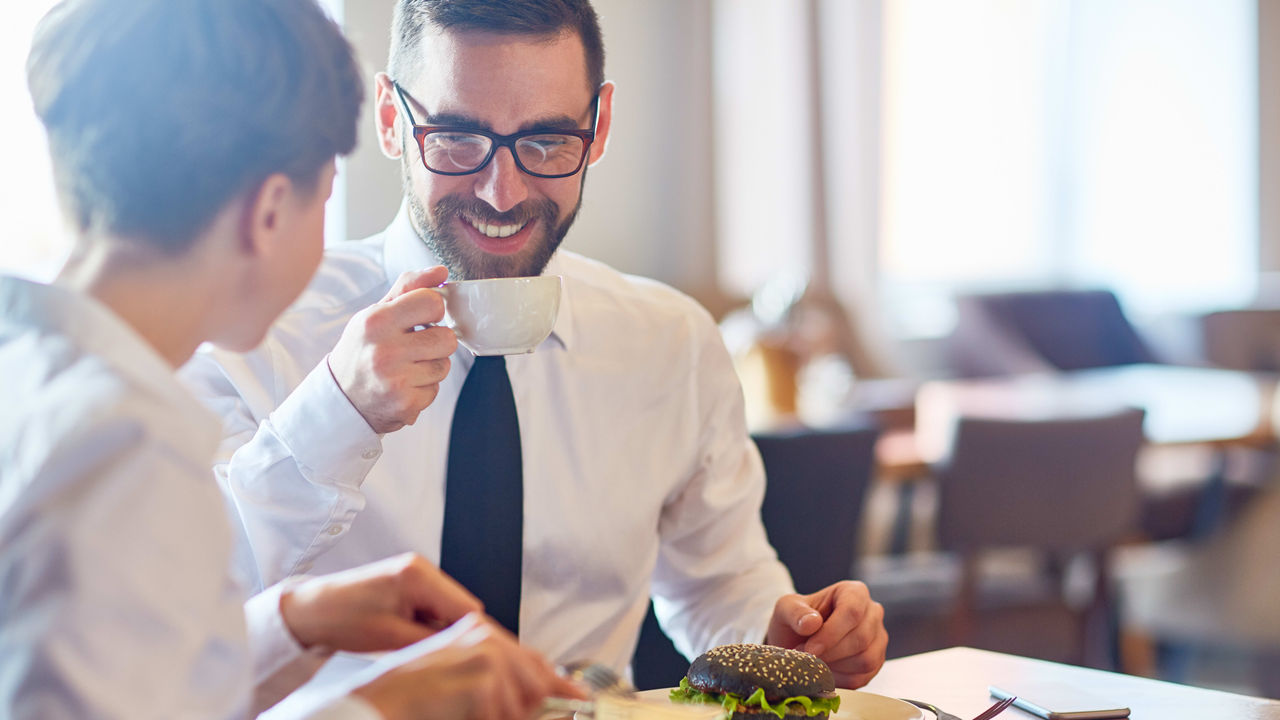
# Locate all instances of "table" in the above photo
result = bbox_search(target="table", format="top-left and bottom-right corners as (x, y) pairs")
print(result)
(913, 364), (1278, 463)
(862, 646), (1280, 719)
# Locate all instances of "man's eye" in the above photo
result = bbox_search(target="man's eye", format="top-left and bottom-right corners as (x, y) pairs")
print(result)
(433, 132), (485, 146)
(528, 136), (569, 149)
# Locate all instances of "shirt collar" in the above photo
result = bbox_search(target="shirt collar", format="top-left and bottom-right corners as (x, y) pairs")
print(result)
(381, 201), (575, 352)
(0, 275), (198, 409)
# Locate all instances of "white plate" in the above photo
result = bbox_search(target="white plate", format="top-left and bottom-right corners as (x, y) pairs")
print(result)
(637, 688), (927, 719)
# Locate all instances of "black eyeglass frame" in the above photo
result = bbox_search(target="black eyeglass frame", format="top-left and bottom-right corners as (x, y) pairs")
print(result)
(392, 80), (599, 179)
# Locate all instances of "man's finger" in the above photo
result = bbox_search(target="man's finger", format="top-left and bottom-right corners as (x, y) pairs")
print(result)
(377, 616), (435, 649)
(766, 594), (824, 648)
(380, 265), (449, 303)
(806, 606), (880, 662)
(503, 645), (555, 707)
(826, 646), (886, 680)
(832, 669), (879, 690)
(405, 559), (484, 623)
(827, 632), (889, 689)
(800, 602), (860, 657)
(401, 355), (451, 388)
(407, 325), (458, 363)
(800, 584), (874, 656)
(551, 672), (591, 700)
(383, 287), (449, 328)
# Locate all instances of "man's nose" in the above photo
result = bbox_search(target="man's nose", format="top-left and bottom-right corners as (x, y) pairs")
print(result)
(473, 146), (529, 213)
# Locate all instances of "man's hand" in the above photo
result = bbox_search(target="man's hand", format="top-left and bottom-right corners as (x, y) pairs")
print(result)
(765, 580), (888, 688)
(280, 552), (482, 653)
(328, 266), (458, 434)
(353, 615), (587, 720)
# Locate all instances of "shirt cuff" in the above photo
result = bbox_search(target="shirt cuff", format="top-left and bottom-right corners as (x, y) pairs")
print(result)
(266, 357), (383, 486)
(246, 578), (334, 714)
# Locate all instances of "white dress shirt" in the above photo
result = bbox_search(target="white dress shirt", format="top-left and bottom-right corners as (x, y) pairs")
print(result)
(182, 205), (795, 673)
(0, 277), (378, 720)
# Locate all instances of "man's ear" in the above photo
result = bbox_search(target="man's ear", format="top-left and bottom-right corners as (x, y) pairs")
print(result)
(588, 80), (616, 166)
(241, 173), (293, 258)
(374, 72), (404, 160)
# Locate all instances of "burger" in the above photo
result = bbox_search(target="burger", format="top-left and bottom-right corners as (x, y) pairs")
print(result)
(668, 643), (842, 719)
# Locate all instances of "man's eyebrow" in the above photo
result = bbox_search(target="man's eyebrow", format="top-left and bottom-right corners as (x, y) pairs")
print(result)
(423, 112), (586, 133)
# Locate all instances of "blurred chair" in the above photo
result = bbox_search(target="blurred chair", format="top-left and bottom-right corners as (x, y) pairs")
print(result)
(946, 289), (1158, 378)
(934, 408), (1146, 668)
(1199, 308), (1280, 372)
(946, 290), (1261, 544)
(1116, 485), (1280, 695)
(629, 421), (880, 689)
(756, 422), (881, 593)
(1116, 308), (1279, 543)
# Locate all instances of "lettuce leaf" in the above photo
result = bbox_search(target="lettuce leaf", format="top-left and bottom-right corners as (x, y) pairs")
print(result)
(669, 677), (842, 718)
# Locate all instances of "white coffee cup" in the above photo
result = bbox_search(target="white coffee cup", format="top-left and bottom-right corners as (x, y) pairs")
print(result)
(437, 275), (562, 356)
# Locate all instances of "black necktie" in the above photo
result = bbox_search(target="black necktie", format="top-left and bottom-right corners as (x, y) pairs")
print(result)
(440, 355), (523, 635)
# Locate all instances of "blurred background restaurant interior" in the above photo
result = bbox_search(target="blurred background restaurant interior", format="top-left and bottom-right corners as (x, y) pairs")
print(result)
(4, 0), (1280, 701)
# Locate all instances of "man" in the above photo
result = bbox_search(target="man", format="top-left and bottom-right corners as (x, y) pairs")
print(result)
(185, 0), (888, 688)
(2, 0), (577, 718)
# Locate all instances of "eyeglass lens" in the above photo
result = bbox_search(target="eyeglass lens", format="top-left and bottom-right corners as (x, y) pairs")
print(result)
(422, 131), (587, 177)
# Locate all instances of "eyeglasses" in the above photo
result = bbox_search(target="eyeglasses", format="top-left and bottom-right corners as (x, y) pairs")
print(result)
(392, 80), (598, 179)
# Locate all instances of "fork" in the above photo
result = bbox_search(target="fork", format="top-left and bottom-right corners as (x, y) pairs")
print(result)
(540, 661), (638, 717)
(901, 695), (1017, 720)
(561, 660), (637, 697)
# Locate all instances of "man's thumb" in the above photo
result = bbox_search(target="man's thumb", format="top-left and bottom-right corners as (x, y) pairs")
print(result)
(766, 594), (823, 647)
(381, 265), (449, 303)
(381, 616), (435, 649)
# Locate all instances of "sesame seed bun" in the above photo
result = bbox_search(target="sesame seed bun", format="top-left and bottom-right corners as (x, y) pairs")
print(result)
(688, 643), (835, 702)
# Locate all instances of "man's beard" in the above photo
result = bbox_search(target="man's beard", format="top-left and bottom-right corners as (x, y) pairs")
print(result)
(401, 156), (583, 281)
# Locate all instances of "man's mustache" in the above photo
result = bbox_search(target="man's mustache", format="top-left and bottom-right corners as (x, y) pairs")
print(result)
(435, 196), (555, 225)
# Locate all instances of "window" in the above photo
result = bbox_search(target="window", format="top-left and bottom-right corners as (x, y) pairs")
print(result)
(714, 0), (1259, 340)
(0, 0), (350, 281)
(712, 0), (817, 297)
(0, 1), (66, 281)
(317, 0), (348, 246)
(877, 0), (1258, 337)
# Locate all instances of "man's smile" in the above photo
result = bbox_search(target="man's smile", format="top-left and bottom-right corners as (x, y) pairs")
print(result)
(467, 215), (528, 238)
(459, 213), (536, 256)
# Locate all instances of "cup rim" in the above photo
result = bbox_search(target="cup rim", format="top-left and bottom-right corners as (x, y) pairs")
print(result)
(440, 274), (562, 289)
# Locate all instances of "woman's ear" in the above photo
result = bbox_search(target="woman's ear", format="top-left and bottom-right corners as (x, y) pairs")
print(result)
(241, 173), (292, 258)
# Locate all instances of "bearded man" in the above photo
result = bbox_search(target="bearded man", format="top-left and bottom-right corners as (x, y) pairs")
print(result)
(183, 0), (888, 693)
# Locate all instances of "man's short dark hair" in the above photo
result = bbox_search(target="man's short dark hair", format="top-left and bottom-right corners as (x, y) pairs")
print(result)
(388, 0), (604, 95)
(27, 0), (365, 253)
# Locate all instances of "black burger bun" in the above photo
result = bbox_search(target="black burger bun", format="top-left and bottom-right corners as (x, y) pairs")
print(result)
(687, 643), (836, 703)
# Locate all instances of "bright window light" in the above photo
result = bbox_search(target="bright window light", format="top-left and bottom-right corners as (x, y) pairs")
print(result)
(0, 1), (68, 281)
(0, 0), (351, 280)
(879, 0), (1257, 337)
(712, 0), (815, 297)
(1066, 0), (1257, 318)
(317, 0), (348, 246)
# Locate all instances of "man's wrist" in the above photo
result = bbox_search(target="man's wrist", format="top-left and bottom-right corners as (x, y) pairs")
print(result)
(268, 357), (383, 482)
(325, 353), (380, 435)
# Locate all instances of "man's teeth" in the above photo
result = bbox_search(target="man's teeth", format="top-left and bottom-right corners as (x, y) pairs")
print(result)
(469, 218), (526, 238)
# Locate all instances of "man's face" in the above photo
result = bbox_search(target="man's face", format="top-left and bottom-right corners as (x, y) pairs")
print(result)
(378, 28), (613, 280)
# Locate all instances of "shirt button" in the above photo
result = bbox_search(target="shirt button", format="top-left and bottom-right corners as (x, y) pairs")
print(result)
(361, 448), (379, 460)
(326, 525), (344, 536)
